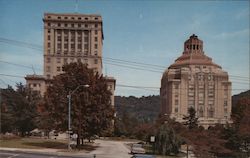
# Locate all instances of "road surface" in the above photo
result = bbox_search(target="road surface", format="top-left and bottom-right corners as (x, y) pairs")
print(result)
(86, 139), (132, 158)
(0, 139), (133, 158)
(0, 150), (90, 158)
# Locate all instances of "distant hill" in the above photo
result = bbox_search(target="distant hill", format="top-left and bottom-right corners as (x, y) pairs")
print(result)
(114, 90), (250, 123)
(232, 90), (250, 106)
(114, 95), (160, 123)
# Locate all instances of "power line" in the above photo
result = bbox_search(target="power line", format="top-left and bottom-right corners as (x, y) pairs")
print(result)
(0, 60), (42, 71)
(0, 74), (24, 78)
(1, 37), (249, 80)
(103, 57), (166, 69)
(0, 37), (43, 51)
(104, 61), (163, 73)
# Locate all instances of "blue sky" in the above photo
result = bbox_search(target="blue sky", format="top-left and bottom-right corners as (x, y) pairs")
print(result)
(0, 0), (249, 97)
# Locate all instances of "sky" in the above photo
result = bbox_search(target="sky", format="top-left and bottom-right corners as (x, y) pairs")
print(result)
(0, 0), (249, 97)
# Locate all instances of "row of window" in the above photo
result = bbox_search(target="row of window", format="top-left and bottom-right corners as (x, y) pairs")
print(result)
(47, 22), (99, 28)
(46, 57), (98, 65)
(47, 16), (99, 21)
(48, 29), (98, 35)
(186, 44), (201, 50)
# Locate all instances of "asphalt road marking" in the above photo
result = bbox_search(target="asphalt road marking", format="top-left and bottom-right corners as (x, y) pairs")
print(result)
(8, 154), (19, 158)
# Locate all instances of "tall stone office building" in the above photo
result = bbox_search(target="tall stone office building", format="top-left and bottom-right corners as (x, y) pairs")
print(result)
(25, 13), (115, 106)
(160, 34), (232, 128)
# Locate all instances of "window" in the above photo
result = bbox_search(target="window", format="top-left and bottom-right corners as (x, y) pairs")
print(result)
(85, 24), (88, 28)
(84, 44), (88, 49)
(78, 37), (82, 42)
(175, 107), (178, 113)
(78, 44), (81, 49)
(175, 99), (178, 105)
(71, 17), (74, 20)
(84, 37), (88, 42)
(48, 16), (51, 19)
(65, 23), (68, 27)
(71, 24), (74, 27)
(94, 51), (98, 56)
(224, 100), (228, 106)
(48, 42), (50, 48)
(78, 24), (81, 27)
(64, 44), (67, 49)
(78, 17), (81, 20)
(208, 109), (214, 118)
(48, 35), (50, 40)
(95, 24), (98, 28)
(77, 58), (81, 62)
(46, 66), (50, 72)
(46, 57), (51, 63)
(199, 108), (204, 117)
(58, 23), (61, 27)
(174, 84), (179, 89)
(95, 30), (98, 35)
(95, 17), (98, 20)
(57, 66), (61, 71)
(57, 16), (61, 19)
(57, 58), (61, 63)
(64, 58), (67, 63)
(95, 44), (98, 49)
(64, 17), (68, 19)
(94, 59), (98, 64)
(224, 108), (228, 114)
(95, 37), (98, 42)
(48, 29), (51, 33)
(33, 83), (37, 87)
(57, 43), (61, 49)
(85, 17), (88, 20)
(47, 23), (51, 26)
(57, 36), (61, 41)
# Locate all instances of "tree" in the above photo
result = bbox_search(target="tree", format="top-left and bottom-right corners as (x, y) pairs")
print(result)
(41, 62), (114, 147)
(0, 83), (40, 136)
(154, 124), (182, 155)
(223, 97), (250, 157)
(183, 107), (198, 129)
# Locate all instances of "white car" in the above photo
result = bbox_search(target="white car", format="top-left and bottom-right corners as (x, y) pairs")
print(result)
(131, 144), (146, 154)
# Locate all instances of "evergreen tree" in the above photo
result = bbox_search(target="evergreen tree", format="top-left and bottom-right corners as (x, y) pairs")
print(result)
(183, 107), (198, 129)
(155, 124), (181, 155)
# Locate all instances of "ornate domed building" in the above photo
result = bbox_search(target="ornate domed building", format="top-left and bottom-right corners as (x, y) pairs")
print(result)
(160, 34), (232, 128)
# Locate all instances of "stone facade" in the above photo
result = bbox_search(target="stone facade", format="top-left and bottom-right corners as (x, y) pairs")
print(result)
(160, 34), (232, 128)
(25, 13), (115, 106)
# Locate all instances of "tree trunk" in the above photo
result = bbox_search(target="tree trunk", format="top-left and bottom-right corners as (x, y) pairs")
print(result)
(81, 138), (84, 145)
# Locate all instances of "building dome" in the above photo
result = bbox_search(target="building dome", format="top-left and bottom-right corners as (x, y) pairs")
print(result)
(168, 34), (221, 69)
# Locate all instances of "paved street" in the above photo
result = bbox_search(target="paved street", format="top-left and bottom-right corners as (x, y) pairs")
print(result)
(86, 139), (132, 158)
(0, 150), (90, 158)
(0, 139), (133, 158)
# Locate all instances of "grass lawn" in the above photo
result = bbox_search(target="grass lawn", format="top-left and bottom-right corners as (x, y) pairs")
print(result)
(0, 137), (67, 149)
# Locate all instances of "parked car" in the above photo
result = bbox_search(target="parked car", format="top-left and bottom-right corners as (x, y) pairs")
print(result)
(131, 143), (146, 154)
(131, 154), (156, 158)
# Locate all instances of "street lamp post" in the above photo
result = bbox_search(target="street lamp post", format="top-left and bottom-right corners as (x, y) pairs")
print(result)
(67, 84), (89, 150)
